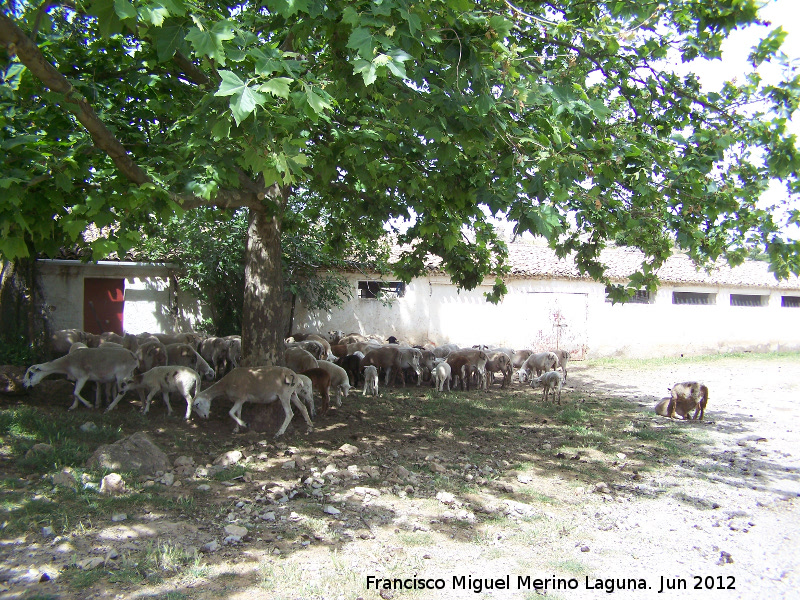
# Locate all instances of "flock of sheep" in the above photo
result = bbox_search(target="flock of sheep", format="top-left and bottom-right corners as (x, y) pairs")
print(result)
(21, 328), (709, 436)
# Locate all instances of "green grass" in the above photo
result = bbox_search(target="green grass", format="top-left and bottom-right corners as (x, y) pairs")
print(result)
(587, 349), (800, 370)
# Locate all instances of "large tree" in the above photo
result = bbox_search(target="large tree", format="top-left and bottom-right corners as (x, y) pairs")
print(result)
(2, 0), (799, 366)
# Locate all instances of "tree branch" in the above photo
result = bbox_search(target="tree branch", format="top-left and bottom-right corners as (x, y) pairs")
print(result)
(0, 13), (266, 213)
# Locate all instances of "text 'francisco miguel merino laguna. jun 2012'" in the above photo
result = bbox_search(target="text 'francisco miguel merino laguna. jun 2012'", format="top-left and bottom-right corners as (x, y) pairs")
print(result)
(365, 574), (737, 594)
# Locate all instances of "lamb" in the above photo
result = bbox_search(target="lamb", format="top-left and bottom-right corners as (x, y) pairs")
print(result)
(192, 366), (313, 436)
(530, 370), (563, 404)
(300, 368), (332, 414)
(446, 349), (488, 390)
(136, 340), (168, 372)
(362, 365), (379, 397)
(664, 381), (709, 420)
(117, 366), (201, 419)
(314, 360), (350, 407)
(517, 351), (558, 383)
(23, 346), (138, 411)
(295, 374), (316, 418)
(432, 360), (451, 392)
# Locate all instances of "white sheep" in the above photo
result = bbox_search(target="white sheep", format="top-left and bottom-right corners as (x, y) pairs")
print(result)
(23, 347), (138, 411)
(192, 366), (313, 436)
(362, 365), (379, 397)
(296, 374), (316, 418)
(314, 360), (351, 407)
(530, 370), (563, 404)
(518, 351), (559, 383)
(432, 359), (451, 392)
(117, 366), (202, 419)
(165, 343), (215, 380)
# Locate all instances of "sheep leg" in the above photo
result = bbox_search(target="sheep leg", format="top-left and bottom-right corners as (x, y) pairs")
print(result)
(104, 385), (129, 413)
(69, 377), (94, 410)
(162, 389), (174, 416)
(182, 391), (194, 420)
(289, 391), (313, 429)
(228, 400), (248, 433)
(142, 389), (158, 414)
(274, 396), (294, 437)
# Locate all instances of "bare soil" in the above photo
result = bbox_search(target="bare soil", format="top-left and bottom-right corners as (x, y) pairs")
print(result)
(1, 355), (799, 600)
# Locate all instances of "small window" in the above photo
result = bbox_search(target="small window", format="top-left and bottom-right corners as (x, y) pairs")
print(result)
(782, 295), (800, 308)
(672, 291), (716, 305)
(358, 281), (405, 299)
(606, 289), (653, 304)
(730, 294), (768, 307)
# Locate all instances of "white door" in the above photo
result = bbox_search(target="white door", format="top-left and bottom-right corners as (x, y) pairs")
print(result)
(522, 292), (588, 359)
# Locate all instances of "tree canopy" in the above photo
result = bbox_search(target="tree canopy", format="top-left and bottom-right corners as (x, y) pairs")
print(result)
(2, 0), (800, 357)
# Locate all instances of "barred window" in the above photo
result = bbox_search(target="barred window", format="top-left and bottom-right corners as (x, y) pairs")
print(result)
(358, 281), (405, 299)
(730, 294), (767, 307)
(605, 289), (653, 304)
(672, 291), (716, 305)
(782, 295), (800, 308)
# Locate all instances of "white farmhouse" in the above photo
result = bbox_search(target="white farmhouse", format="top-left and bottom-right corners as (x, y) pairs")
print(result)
(292, 242), (800, 359)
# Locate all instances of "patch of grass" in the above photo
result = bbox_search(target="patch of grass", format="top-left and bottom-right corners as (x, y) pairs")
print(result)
(550, 559), (590, 575)
(61, 567), (106, 590)
(395, 530), (436, 546)
(210, 465), (249, 481)
(587, 350), (800, 370)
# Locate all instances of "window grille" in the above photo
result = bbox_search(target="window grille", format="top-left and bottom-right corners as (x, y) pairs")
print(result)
(358, 281), (405, 299)
(782, 296), (800, 308)
(730, 294), (767, 307)
(672, 291), (716, 305)
(605, 289), (653, 304)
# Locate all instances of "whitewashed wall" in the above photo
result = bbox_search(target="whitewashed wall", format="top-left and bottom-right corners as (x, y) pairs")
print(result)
(36, 260), (207, 334)
(293, 273), (800, 358)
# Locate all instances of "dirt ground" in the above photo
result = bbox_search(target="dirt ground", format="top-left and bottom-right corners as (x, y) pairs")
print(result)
(1, 355), (799, 600)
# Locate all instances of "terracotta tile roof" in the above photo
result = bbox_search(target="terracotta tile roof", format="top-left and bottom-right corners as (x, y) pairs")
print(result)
(508, 243), (800, 290)
(391, 241), (800, 290)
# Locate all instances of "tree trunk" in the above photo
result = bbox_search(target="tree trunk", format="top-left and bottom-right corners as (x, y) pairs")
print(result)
(240, 206), (289, 434)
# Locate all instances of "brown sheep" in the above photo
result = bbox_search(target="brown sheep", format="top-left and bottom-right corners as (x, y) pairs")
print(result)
(664, 382), (709, 420)
(301, 368), (332, 414)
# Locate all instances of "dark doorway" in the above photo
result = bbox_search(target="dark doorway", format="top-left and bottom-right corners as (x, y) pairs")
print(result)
(83, 278), (124, 335)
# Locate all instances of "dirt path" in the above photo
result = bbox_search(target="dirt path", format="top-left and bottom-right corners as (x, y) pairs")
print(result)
(560, 358), (800, 599)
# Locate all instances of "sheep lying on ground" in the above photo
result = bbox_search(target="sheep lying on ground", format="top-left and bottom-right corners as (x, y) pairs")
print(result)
(362, 365), (379, 397)
(663, 381), (709, 420)
(118, 366), (201, 419)
(530, 370), (563, 404)
(23, 347), (138, 411)
(192, 366), (312, 436)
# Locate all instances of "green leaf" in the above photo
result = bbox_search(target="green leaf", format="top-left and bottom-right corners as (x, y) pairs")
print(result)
(347, 28), (375, 59)
(352, 59), (377, 85)
(89, 0), (123, 38)
(214, 70), (246, 97)
(114, 0), (137, 21)
(305, 86), (331, 114)
(259, 77), (293, 98)
(231, 87), (266, 125)
(0, 236), (29, 259)
(154, 23), (187, 61)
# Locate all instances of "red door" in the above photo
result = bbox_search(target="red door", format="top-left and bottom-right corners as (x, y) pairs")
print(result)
(83, 278), (124, 335)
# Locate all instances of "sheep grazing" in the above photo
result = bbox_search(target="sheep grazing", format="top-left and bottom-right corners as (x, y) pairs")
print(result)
(432, 360), (451, 392)
(23, 347), (138, 411)
(665, 381), (709, 421)
(192, 366), (313, 436)
(362, 365), (379, 397)
(517, 351), (558, 383)
(165, 343), (215, 380)
(296, 374), (316, 418)
(314, 361), (350, 407)
(485, 352), (513, 388)
(285, 346), (319, 374)
(118, 366), (202, 419)
(530, 370), (563, 404)
(300, 368), (332, 414)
